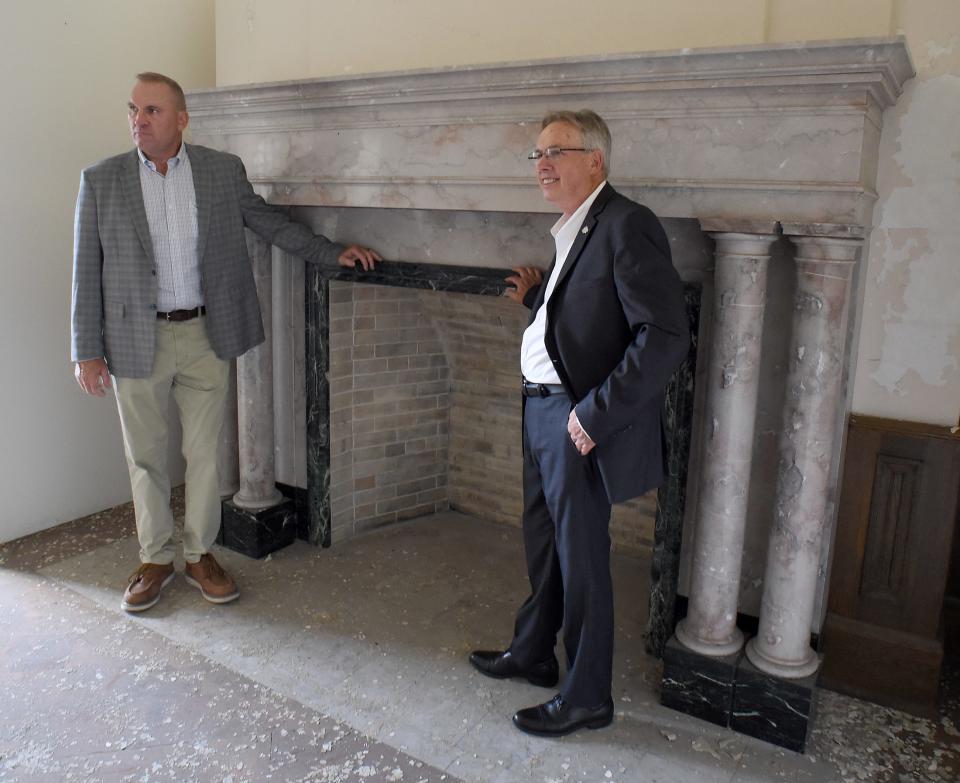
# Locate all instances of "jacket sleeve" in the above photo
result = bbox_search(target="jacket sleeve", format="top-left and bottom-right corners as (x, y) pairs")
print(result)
(233, 158), (346, 267)
(71, 170), (105, 363)
(574, 211), (689, 445)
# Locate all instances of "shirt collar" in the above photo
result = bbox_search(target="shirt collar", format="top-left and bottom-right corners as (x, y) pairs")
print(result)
(137, 142), (187, 172)
(550, 180), (607, 240)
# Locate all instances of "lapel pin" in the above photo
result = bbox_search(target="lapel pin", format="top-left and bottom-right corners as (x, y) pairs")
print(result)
(581, 226), (589, 234)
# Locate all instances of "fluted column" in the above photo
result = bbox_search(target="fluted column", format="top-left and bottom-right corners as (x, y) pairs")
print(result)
(745, 227), (862, 678)
(676, 223), (778, 656)
(233, 233), (283, 510)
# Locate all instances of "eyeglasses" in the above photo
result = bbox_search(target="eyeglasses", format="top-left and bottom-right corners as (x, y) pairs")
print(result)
(527, 146), (590, 161)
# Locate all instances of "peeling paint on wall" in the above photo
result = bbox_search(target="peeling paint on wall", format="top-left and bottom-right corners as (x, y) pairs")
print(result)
(920, 34), (960, 72)
(854, 72), (960, 425)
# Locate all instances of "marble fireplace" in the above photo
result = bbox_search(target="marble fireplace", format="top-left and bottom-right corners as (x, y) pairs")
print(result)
(187, 38), (914, 752)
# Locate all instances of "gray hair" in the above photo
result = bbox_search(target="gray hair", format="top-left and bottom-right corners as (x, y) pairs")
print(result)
(541, 110), (612, 176)
(136, 71), (187, 110)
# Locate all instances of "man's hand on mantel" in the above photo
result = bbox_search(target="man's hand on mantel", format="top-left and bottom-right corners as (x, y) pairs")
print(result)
(505, 266), (543, 304)
(338, 245), (383, 271)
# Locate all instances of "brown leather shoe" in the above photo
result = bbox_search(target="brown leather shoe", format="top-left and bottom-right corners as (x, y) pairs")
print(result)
(184, 553), (239, 604)
(121, 562), (175, 613)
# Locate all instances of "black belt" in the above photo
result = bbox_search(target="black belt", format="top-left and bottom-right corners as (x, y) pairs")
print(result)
(522, 379), (566, 398)
(157, 306), (206, 322)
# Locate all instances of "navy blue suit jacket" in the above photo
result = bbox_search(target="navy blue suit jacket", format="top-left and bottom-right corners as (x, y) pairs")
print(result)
(523, 183), (689, 503)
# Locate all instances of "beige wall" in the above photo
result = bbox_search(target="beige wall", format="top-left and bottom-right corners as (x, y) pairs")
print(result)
(215, 0), (960, 429)
(216, 0), (765, 82)
(0, 0), (216, 543)
(215, 0), (903, 81)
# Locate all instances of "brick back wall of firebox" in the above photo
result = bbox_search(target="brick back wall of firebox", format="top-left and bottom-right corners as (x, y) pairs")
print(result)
(328, 281), (657, 553)
(328, 282), (452, 540)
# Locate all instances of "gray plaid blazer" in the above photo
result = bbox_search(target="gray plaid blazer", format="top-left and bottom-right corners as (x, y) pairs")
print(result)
(71, 143), (345, 378)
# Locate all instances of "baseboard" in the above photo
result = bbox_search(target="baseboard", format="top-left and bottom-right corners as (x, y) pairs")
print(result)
(943, 596), (960, 657)
(819, 612), (942, 718)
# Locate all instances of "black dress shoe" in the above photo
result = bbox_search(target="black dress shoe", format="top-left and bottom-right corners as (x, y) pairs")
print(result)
(468, 649), (559, 688)
(512, 693), (614, 737)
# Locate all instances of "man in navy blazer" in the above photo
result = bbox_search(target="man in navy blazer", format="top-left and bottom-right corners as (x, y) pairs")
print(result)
(469, 110), (688, 736)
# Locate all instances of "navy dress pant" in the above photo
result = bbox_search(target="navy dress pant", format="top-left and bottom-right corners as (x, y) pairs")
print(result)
(509, 394), (614, 708)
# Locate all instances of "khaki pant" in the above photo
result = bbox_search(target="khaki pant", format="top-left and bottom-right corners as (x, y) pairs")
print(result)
(114, 317), (229, 565)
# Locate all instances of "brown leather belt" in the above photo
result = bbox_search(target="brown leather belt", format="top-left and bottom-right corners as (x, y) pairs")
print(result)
(157, 306), (206, 322)
(522, 380), (566, 398)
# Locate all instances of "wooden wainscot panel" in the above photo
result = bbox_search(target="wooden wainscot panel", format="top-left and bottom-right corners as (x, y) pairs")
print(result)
(945, 479), (960, 656)
(821, 415), (960, 716)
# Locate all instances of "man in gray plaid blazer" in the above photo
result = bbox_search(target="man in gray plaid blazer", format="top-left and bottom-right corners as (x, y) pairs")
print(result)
(72, 72), (381, 613)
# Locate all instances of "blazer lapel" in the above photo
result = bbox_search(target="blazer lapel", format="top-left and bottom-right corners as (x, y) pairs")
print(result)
(550, 183), (615, 296)
(120, 150), (154, 262)
(188, 144), (213, 261)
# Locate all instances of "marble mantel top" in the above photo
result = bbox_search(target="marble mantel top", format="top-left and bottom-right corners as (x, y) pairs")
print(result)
(187, 37), (914, 226)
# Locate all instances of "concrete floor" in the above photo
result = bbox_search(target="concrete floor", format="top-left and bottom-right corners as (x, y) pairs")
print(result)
(1, 502), (958, 783)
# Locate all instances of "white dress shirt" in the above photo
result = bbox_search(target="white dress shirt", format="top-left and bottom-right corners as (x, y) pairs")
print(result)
(520, 181), (607, 384)
(138, 144), (201, 312)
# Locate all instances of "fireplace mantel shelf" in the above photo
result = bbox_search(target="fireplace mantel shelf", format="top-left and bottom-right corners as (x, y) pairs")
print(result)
(189, 38), (912, 114)
(188, 37), (913, 226)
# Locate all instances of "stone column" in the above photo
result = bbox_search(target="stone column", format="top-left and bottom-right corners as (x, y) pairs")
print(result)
(272, 247), (294, 484)
(217, 363), (239, 498)
(675, 222), (778, 656)
(232, 233), (283, 510)
(745, 226), (862, 678)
